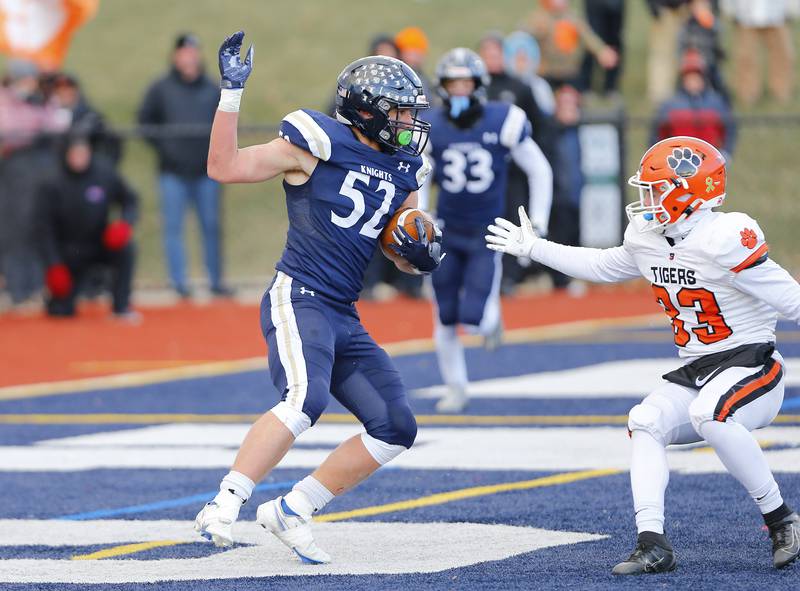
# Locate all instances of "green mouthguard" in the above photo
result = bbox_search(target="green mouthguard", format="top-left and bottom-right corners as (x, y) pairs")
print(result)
(397, 130), (413, 146)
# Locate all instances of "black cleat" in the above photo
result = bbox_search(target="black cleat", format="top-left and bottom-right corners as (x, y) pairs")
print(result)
(612, 531), (677, 575)
(770, 512), (800, 569)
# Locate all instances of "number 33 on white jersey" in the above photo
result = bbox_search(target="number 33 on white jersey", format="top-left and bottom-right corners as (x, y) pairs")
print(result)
(623, 211), (800, 359)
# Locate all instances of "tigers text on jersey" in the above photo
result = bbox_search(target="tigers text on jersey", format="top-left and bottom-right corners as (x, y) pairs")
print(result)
(623, 211), (775, 359)
(276, 109), (431, 304)
(426, 102), (530, 230)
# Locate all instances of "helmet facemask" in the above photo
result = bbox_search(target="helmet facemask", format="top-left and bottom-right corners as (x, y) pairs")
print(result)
(626, 174), (687, 233)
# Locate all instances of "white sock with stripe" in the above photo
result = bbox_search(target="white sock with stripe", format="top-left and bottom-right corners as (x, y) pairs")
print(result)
(699, 419), (784, 513)
(219, 470), (255, 504)
(434, 323), (468, 390)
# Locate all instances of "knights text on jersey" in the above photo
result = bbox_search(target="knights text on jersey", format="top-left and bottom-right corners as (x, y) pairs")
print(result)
(276, 109), (431, 303)
(427, 102), (530, 230)
(622, 211), (776, 358)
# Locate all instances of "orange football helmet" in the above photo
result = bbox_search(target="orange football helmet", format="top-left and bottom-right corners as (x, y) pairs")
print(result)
(627, 136), (726, 233)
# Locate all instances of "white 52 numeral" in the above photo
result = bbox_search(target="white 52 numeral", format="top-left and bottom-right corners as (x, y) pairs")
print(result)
(440, 147), (494, 194)
(332, 171), (396, 238)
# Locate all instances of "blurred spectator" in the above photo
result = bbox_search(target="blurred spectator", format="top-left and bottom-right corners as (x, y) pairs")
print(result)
(35, 133), (139, 319)
(678, 2), (730, 103)
(645, 0), (714, 104)
(326, 34), (399, 116)
(479, 32), (556, 293)
(41, 72), (123, 162)
(526, 0), (618, 89)
(504, 31), (556, 115)
(651, 49), (737, 158)
(578, 0), (625, 96)
(721, 0), (795, 106)
(138, 33), (232, 299)
(395, 27), (434, 99)
(0, 60), (69, 306)
(548, 85), (584, 289)
(369, 34), (400, 59)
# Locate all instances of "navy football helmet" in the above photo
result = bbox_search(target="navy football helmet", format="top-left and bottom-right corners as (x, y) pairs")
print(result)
(434, 48), (489, 124)
(335, 56), (430, 157)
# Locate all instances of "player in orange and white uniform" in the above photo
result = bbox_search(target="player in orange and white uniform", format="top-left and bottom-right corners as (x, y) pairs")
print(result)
(485, 136), (800, 574)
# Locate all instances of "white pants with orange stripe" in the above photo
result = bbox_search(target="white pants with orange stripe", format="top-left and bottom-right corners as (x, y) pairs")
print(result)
(627, 351), (786, 535)
(629, 351), (785, 446)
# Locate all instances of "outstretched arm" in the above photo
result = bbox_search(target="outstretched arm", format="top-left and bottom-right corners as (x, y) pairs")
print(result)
(486, 206), (641, 283)
(207, 31), (313, 184)
(510, 136), (552, 236)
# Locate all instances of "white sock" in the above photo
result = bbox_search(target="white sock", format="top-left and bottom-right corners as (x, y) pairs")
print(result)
(284, 475), (334, 518)
(699, 419), (784, 514)
(220, 470), (255, 504)
(630, 430), (669, 534)
(434, 323), (468, 390)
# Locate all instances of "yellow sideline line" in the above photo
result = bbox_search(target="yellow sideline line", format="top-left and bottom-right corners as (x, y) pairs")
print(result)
(314, 468), (621, 523)
(0, 313), (660, 401)
(71, 539), (190, 561)
(70, 468), (620, 561)
(2, 412), (799, 425)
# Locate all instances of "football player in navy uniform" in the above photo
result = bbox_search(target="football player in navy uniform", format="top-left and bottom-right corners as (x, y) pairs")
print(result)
(420, 48), (552, 412)
(194, 31), (442, 564)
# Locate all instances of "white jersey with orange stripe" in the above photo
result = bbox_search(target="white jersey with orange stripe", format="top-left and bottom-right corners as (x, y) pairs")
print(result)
(621, 210), (800, 359)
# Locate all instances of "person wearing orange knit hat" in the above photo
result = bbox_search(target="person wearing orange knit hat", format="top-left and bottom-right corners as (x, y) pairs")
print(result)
(395, 26), (434, 99)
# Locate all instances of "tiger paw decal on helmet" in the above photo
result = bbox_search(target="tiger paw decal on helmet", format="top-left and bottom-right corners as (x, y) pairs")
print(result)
(667, 148), (702, 179)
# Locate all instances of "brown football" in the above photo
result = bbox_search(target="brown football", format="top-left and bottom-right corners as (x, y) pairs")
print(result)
(379, 208), (436, 264)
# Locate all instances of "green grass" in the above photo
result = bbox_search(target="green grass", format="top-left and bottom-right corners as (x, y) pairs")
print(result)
(8, 0), (800, 281)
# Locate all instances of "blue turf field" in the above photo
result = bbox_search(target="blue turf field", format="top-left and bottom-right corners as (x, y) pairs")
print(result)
(2, 320), (799, 589)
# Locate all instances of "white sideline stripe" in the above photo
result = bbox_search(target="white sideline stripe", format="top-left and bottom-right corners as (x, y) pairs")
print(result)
(0, 521), (606, 582)
(269, 272), (308, 409)
(415, 357), (800, 399)
(6, 424), (800, 473)
(283, 110), (331, 161)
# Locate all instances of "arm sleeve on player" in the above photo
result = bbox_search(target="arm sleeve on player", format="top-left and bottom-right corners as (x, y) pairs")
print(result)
(511, 136), (553, 236)
(733, 258), (800, 324)
(278, 110), (332, 161)
(499, 104), (531, 148)
(529, 240), (642, 283)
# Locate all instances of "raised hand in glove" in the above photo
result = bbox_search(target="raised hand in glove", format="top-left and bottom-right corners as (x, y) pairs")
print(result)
(485, 206), (539, 259)
(390, 217), (444, 274)
(218, 30), (254, 89)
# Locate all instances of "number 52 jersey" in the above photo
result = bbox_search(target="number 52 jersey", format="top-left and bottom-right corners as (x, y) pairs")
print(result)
(622, 211), (800, 359)
(276, 109), (431, 304)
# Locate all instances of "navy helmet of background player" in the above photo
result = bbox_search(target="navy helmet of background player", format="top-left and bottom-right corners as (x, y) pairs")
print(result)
(434, 46), (490, 127)
(421, 48), (552, 413)
(195, 31), (441, 565)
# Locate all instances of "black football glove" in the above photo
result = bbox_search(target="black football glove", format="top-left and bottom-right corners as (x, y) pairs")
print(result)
(218, 30), (254, 89)
(390, 217), (444, 274)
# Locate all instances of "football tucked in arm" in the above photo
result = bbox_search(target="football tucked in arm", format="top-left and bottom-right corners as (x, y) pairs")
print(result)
(379, 208), (437, 266)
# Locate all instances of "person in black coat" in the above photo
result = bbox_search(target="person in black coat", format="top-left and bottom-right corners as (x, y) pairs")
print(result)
(36, 133), (139, 318)
(138, 33), (232, 298)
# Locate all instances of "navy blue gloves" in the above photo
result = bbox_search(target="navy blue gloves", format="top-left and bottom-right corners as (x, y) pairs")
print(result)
(218, 31), (254, 89)
(390, 217), (444, 274)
